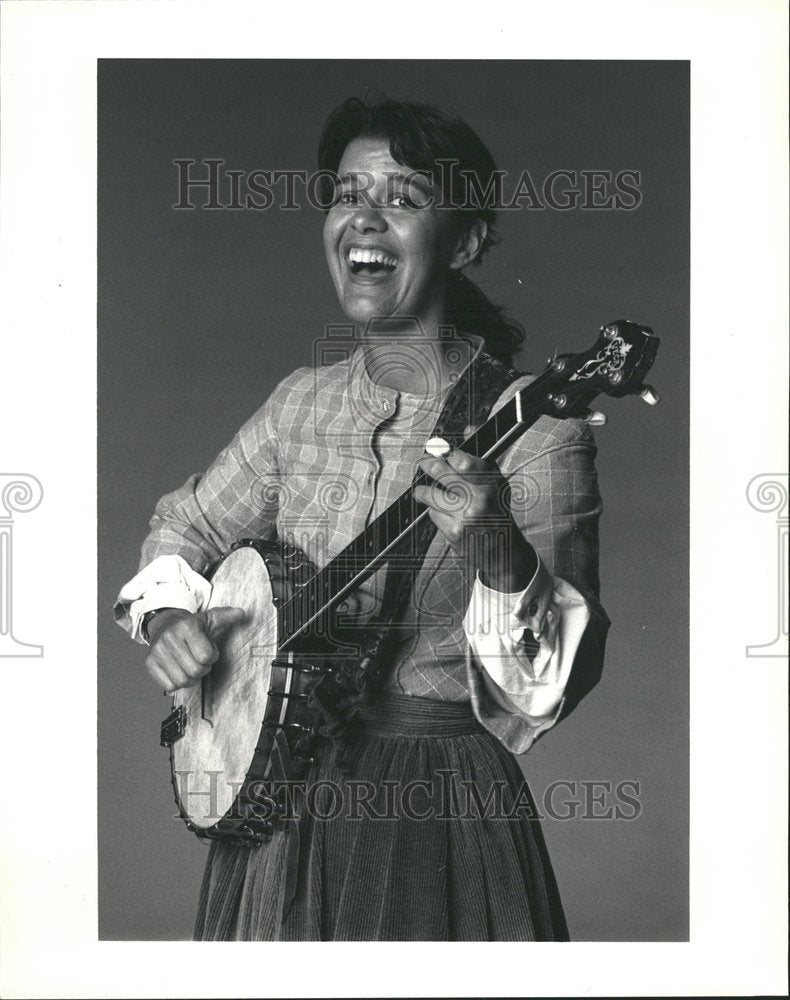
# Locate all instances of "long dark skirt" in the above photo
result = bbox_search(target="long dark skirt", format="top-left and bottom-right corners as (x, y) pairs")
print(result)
(193, 692), (569, 941)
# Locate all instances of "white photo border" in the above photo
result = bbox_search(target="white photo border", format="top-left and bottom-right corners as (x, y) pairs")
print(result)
(0, 1), (787, 997)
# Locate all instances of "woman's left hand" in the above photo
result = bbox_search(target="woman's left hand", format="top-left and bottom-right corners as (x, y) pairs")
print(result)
(414, 449), (538, 593)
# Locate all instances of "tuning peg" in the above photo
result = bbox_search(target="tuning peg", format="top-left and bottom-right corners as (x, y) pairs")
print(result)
(584, 410), (608, 426)
(639, 384), (660, 406)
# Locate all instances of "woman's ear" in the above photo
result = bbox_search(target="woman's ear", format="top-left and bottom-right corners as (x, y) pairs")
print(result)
(449, 220), (488, 271)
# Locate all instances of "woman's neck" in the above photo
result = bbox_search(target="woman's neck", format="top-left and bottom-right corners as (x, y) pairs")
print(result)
(361, 321), (476, 396)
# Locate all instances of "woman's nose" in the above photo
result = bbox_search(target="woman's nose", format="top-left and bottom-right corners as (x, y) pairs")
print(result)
(351, 206), (387, 233)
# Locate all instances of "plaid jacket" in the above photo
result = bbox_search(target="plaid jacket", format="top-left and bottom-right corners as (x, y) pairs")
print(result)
(115, 341), (609, 753)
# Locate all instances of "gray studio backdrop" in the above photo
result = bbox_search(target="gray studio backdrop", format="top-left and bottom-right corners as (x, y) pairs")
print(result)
(98, 60), (688, 941)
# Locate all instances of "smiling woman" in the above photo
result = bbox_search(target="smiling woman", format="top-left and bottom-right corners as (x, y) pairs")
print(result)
(318, 97), (525, 365)
(323, 135), (476, 329)
(114, 92), (610, 941)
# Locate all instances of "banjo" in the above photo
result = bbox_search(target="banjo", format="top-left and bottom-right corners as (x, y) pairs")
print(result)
(160, 320), (660, 847)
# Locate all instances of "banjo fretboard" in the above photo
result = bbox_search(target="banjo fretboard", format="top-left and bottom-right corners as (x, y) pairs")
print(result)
(277, 364), (561, 648)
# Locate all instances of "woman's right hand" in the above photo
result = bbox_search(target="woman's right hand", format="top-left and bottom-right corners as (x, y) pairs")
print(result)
(144, 606), (246, 693)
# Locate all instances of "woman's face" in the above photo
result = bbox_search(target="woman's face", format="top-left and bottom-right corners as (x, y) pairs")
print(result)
(323, 136), (463, 329)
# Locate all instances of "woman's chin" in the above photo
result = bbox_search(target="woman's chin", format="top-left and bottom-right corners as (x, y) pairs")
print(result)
(338, 298), (397, 327)
(338, 295), (439, 333)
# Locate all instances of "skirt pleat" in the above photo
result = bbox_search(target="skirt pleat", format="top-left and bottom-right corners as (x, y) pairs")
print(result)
(193, 692), (568, 941)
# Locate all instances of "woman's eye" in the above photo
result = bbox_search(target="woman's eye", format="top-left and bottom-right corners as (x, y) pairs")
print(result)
(336, 191), (423, 208)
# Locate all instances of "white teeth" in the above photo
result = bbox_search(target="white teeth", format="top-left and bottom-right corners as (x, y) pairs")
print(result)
(348, 247), (397, 268)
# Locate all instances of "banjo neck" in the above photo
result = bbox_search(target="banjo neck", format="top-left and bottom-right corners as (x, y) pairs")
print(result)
(277, 377), (533, 649)
(276, 320), (660, 649)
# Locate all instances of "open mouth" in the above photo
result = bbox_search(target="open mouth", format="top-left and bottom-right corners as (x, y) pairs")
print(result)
(347, 246), (398, 276)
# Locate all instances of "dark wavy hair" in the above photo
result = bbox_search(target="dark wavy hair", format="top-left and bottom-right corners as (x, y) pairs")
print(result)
(317, 94), (525, 366)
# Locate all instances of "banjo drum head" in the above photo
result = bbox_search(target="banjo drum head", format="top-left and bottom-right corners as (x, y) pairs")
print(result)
(171, 545), (278, 828)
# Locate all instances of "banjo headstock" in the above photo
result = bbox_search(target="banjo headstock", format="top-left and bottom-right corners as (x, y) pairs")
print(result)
(529, 319), (661, 421)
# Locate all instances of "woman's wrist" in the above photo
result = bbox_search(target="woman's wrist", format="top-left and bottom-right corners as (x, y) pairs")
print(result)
(142, 607), (187, 643)
(477, 529), (538, 594)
